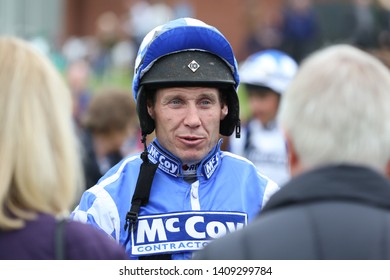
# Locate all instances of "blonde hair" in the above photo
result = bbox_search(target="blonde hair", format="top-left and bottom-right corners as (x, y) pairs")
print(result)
(0, 37), (83, 230)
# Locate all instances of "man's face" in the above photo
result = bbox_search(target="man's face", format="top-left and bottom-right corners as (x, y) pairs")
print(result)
(147, 87), (228, 163)
(247, 88), (280, 126)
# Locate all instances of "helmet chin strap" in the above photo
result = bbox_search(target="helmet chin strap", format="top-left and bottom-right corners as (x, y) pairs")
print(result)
(235, 119), (241, 138)
(123, 134), (159, 247)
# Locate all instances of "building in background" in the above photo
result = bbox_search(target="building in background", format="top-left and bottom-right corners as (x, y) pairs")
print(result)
(0, 0), (64, 49)
(1, 0), (390, 67)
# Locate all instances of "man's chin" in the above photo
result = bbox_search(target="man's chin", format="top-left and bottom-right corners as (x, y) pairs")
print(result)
(177, 151), (206, 164)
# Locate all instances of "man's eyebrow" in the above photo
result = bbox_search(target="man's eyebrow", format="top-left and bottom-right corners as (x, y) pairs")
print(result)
(197, 92), (218, 99)
(160, 93), (183, 101)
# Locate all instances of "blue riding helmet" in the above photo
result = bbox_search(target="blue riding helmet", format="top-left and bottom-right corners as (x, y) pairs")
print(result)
(132, 17), (240, 137)
(239, 49), (298, 95)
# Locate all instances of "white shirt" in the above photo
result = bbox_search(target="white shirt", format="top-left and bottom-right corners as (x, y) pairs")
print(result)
(229, 118), (290, 186)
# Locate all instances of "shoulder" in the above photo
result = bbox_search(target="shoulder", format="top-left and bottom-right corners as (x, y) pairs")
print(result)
(221, 151), (278, 183)
(71, 154), (142, 240)
(97, 154), (142, 185)
(220, 150), (255, 166)
(64, 220), (128, 259)
(194, 208), (304, 260)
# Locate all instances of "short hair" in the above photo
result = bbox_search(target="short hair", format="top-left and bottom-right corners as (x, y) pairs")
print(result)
(279, 44), (390, 172)
(0, 37), (84, 230)
(82, 89), (137, 134)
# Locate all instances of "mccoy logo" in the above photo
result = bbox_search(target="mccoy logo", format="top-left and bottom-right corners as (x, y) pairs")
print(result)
(130, 211), (247, 256)
(202, 153), (220, 179)
(148, 144), (179, 177)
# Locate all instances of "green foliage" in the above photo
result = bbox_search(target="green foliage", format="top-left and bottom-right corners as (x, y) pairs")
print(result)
(237, 84), (250, 122)
(90, 67), (133, 93)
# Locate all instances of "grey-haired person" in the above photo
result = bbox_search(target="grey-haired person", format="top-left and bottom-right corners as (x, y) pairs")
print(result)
(194, 44), (390, 260)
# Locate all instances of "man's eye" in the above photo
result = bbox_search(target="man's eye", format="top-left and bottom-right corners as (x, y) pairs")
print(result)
(170, 99), (182, 105)
(200, 99), (212, 106)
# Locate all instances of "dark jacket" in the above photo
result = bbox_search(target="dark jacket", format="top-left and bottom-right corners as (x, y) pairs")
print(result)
(0, 213), (128, 259)
(193, 165), (390, 259)
(80, 130), (123, 190)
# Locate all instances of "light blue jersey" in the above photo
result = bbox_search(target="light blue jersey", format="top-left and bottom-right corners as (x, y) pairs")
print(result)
(71, 139), (279, 259)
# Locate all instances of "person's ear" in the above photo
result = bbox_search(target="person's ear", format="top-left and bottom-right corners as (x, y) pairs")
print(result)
(284, 132), (302, 177)
(220, 104), (228, 120)
(147, 101), (155, 120)
(385, 160), (390, 178)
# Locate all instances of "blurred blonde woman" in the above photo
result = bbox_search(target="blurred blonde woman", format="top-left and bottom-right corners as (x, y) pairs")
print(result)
(0, 36), (127, 259)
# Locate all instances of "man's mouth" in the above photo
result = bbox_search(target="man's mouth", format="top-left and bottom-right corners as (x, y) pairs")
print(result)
(178, 136), (204, 145)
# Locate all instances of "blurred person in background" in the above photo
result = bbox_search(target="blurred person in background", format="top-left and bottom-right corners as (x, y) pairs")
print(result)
(123, 0), (174, 50)
(91, 11), (121, 79)
(228, 49), (298, 186)
(194, 44), (390, 260)
(349, 0), (389, 50)
(80, 88), (142, 189)
(71, 17), (279, 260)
(65, 58), (93, 132)
(0, 37), (128, 260)
(281, 0), (318, 63)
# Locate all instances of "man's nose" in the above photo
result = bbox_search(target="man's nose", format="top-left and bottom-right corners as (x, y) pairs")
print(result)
(183, 104), (201, 127)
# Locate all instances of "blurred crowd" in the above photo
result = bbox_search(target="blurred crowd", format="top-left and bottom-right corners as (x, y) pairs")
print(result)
(242, 0), (390, 62)
(19, 0), (390, 189)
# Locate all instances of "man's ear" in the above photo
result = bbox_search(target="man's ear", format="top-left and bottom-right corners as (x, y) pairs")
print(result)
(284, 132), (302, 177)
(220, 104), (228, 120)
(385, 161), (390, 178)
(147, 101), (155, 120)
